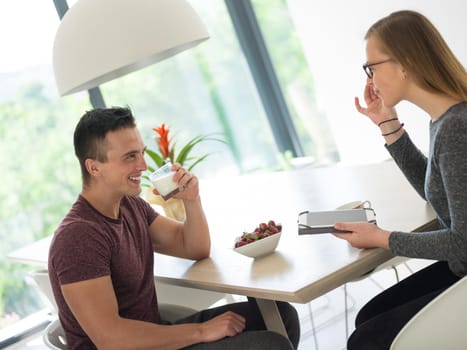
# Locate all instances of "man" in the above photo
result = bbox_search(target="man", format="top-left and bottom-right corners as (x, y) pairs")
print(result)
(48, 107), (300, 349)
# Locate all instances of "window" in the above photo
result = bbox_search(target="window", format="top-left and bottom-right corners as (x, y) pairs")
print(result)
(251, 0), (339, 165)
(100, 0), (305, 176)
(0, 0), (89, 337)
(96, 0), (339, 176)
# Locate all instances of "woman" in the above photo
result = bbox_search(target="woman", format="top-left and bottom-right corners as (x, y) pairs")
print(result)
(333, 10), (467, 349)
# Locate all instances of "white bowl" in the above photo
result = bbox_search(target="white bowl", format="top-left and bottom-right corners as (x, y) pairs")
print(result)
(233, 232), (282, 258)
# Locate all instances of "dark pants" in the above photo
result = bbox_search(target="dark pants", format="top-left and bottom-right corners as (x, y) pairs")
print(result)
(347, 261), (460, 350)
(172, 298), (300, 350)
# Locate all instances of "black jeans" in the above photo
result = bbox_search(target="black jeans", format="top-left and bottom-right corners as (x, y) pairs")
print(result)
(172, 298), (300, 350)
(347, 261), (460, 350)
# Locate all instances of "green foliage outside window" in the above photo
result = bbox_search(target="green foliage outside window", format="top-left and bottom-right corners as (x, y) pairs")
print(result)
(0, 80), (87, 326)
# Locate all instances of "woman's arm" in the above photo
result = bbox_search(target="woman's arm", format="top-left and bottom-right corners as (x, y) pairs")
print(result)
(355, 81), (427, 199)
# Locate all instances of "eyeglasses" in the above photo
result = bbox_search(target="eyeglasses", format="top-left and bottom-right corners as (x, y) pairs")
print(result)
(362, 58), (393, 78)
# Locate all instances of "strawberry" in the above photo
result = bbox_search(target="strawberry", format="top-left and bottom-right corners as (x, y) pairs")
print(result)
(234, 219), (282, 248)
(235, 240), (247, 248)
(268, 226), (279, 234)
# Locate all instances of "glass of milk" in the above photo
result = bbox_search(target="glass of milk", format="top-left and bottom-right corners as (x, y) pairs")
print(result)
(149, 162), (181, 200)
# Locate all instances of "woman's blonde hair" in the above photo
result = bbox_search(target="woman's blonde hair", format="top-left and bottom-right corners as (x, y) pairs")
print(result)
(366, 10), (467, 101)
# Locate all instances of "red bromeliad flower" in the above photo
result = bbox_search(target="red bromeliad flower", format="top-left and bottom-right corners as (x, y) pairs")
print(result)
(145, 122), (225, 182)
(153, 123), (172, 160)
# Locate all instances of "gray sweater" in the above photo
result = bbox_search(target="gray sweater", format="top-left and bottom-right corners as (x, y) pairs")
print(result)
(387, 102), (467, 276)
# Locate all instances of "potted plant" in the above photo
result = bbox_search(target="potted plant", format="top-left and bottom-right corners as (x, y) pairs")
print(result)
(145, 123), (224, 221)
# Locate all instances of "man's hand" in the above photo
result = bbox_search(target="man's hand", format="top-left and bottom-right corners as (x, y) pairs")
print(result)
(198, 311), (246, 343)
(151, 163), (199, 202)
(171, 163), (199, 201)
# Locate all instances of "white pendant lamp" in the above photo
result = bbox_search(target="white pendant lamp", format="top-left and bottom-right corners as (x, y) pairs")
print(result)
(53, 0), (209, 96)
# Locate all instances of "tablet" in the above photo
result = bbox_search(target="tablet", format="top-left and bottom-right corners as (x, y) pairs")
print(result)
(298, 208), (376, 234)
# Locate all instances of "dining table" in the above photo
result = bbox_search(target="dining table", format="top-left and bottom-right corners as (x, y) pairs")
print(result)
(7, 160), (436, 338)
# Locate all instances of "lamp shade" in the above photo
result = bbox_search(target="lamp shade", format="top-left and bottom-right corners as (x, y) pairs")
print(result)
(53, 0), (209, 96)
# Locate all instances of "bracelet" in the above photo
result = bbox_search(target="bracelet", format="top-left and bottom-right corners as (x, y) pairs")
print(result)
(377, 117), (399, 127)
(382, 123), (404, 136)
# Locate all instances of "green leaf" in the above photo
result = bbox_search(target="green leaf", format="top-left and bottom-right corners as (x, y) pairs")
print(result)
(147, 132), (225, 171)
(175, 134), (225, 166)
(145, 149), (165, 168)
(187, 153), (212, 171)
(175, 135), (203, 165)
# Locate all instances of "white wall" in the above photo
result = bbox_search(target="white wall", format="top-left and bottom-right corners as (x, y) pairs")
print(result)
(288, 0), (467, 164)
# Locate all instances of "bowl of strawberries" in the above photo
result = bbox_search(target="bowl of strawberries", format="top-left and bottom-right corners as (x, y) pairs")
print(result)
(233, 220), (282, 258)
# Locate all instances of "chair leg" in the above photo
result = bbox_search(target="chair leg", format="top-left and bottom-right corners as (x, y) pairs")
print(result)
(343, 284), (358, 341)
(344, 283), (349, 341)
(391, 261), (414, 284)
(307, 302), (319, 350)
(391, 265), (400, 283)
(403, 261), (414, 274)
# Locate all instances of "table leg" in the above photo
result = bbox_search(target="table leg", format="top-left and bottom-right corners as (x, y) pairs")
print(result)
(255, 298), (288, 337)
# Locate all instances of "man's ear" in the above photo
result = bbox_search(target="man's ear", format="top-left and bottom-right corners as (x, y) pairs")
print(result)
(85, 158), (100, 176)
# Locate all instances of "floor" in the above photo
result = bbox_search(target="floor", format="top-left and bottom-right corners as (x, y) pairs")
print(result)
(5, 258), (433, 350)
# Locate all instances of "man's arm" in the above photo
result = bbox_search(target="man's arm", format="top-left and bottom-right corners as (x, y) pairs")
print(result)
(61, 276), (245, 350)
(149, 165), (210, 260)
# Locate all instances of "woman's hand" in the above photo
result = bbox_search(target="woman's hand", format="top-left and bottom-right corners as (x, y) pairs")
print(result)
(333, 222), (391, 250)
(355, 81), (397, 125)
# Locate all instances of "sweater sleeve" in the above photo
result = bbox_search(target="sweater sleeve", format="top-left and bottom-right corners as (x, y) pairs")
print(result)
(385, 132), (428, 200)
(389, 107), (467, 276)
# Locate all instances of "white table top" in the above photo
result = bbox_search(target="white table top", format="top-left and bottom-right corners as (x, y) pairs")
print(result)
(8, 161), (435, 304)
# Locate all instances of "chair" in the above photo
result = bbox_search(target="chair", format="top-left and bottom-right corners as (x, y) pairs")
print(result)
(43, 319), (66, 350)
(28, 269), (58, 313)
(390, 275), (467, 350)
(28, 268), (225, 313)
(43, 304), (198, 349)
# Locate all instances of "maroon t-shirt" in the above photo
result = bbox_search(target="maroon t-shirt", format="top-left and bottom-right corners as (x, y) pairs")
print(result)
(48, 195), (160, 349)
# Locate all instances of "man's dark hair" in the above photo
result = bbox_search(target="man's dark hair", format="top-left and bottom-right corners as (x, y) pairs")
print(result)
(74, 107), (136, 185)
